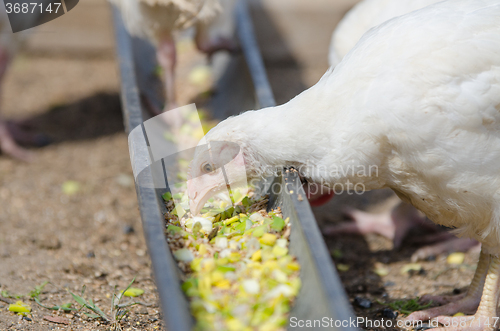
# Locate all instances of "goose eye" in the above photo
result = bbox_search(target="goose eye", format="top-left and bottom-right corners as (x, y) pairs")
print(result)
(201, 162), (214, 174)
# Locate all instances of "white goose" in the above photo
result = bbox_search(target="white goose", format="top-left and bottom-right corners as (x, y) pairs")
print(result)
(110, 0), (237, 112)
(0, 2), (43, 161)
(326, 0), (481, 262)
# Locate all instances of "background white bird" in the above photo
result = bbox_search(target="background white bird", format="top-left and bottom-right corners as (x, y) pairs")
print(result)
(328, 0), (442, 67)
(324, 0), (480, 262)
(110, 0), (238, 113)
(0, 3), (47, 161)
(187, 0), (500, 328)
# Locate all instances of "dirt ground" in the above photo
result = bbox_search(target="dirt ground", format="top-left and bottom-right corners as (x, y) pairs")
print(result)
(0, 0), (481, 330)
(0, 1), (162, 330)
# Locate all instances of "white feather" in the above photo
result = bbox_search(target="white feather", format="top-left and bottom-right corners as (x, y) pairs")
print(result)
(109, 0), (221, 45)
(328, 0), (445, 67)
(205, 0), (500, 253)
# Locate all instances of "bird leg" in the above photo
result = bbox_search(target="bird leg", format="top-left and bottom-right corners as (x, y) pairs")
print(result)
(156, 33), (178, 112)
(0, 120), (34, 161)
(411, 237), (480, 262)
(323, 201), (432, 249)
(194, 22), (239, 58)
(406, 249), (490, 323)
(0, 49), (34, 161)
(426, 253), (500, 331)
(323, 206), (397, 240)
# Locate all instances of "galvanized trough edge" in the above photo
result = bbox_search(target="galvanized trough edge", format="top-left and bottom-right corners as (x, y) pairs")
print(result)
(112, 7), (194, 330)
(236, 2), (357, 329)
(113, 0), (357, 329)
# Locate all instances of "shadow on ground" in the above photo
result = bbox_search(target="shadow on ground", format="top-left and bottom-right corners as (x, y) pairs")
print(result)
(17, 92), (124, 145)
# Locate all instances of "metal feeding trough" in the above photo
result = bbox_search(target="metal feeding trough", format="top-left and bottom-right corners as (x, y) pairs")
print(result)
(112, 1), (357, 330)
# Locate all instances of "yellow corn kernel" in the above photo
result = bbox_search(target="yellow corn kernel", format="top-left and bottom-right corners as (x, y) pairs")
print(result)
(216, 257), (229, 266)
(263, 260), (278, 270)
(247, 262), (262, 270)
(8, 301), (31, 315)
(286, 262), (301, 271)
(190, 257), (202, 272)
(260, 233), (277, 246)
(198, 244), (208, 255)
(199, 275), (212, 293)
(211, 271), (225, 284)
(224, 216), (240, 226)
(201, 259), (216, 273)
(272, 245), (288, 258)
(251, 268), (262, 279)
(261, 247), (275, 261)
(214, 279), (231, 289)
(400, 263), (422, 275)
(260, 322), (281, 331)
(228, 252), (241, 263)
(373, 263), (389, 276)
(447, 252), (465, 265)
(226, 318), (245, 331)
(289, 277), (302, 296)
(273, 269), (288, 283)
(337, 264), (350, 272)
(251, 250), (262, 261)
(123, 287), (144, 297)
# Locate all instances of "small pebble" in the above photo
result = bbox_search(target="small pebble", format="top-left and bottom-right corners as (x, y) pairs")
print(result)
(381, 308), (398, 319)
(384, 281), (396, 287)
(415, 323), (433, 331)
(36, 237), (61, 250)
(356, 285), (367, 293)
(86, 251), (95, 258)
(354, 296), (372, 309)
(425, 255), (436, 261)
(23, 316), (32, 322)
(116, 173), (134, 187)
(408, 268), (426, 277)
(123, 225), (135, 235)
(137, 307), (149, 315)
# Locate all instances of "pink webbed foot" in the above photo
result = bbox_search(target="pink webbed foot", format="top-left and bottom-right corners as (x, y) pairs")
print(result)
(323, 207), (397, 241)
(406, 295), (481, 322)
(419, 292), (467, 306)
(407, 250), (491, 328)
(6, 120), (50, 147)
(0, 120), (34, 162)
(323, 201), (431, 248)
(411, 237), (480, 262)
(196, 36), (240, 58)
